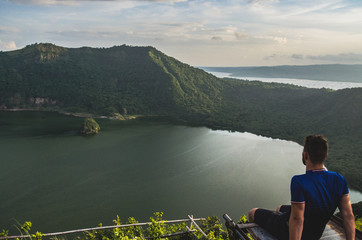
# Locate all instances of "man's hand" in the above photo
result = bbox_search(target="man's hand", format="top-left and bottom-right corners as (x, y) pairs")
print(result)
(338, 194), (355, 240)
(289, 203), (305, 240)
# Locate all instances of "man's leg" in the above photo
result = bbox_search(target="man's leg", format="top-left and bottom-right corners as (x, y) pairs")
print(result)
(278, 205), (291, 214)
(248, 207), (290, 240)
(248, 208), (258, 222)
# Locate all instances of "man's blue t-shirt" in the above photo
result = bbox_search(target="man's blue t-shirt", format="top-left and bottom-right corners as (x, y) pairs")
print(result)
(290, 169), (349, 239)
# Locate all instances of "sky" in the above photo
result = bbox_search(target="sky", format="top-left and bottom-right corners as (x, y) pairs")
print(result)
(1, 0), (362, 66)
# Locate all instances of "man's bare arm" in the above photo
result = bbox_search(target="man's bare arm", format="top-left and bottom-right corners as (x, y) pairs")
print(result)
(338, 194), (355, 240)
(289, 203), (305, 240)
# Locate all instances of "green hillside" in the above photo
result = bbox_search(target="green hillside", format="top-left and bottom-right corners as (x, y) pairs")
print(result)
(0, 43), (361, 190)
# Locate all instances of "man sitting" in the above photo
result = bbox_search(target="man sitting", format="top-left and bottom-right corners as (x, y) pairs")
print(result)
(248, 135), (355, 240)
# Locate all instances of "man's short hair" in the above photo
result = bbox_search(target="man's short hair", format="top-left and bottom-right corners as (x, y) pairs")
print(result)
(304, 135), (328, 164)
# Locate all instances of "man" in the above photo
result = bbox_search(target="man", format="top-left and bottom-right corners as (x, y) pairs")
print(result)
(248, 135), (355, 240)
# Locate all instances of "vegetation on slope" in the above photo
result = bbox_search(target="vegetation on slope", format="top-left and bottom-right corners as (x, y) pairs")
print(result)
(0, 43), (361, 190)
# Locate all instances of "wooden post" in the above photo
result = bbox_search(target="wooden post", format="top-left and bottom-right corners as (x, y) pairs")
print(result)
(188, 215), (210, 240)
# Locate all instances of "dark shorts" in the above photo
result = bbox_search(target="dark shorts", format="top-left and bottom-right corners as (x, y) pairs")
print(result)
(254, 205), (291, 240)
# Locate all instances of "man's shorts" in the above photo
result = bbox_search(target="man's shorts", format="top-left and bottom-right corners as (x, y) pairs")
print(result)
(254, 205), (291, 240)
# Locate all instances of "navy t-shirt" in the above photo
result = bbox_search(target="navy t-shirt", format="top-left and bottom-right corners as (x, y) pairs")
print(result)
(290, 169), (349, 239)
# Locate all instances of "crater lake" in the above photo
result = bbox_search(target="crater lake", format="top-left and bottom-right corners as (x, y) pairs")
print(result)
(0, 111), (361, 233)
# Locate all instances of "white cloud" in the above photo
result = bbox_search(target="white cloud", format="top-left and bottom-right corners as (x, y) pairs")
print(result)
(248, 0), (279, 7)
(0, 40), (17, 51)
(211, 36), (222, 41)
(7, 0), (78, 6)
(235, 32), (250, 40)
(268, 36), (287, 44)
(6, 0), (187, 6)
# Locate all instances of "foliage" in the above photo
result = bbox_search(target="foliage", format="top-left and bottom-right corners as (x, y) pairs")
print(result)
(80, 117), (100, 135)
(356, 218), (362, 231)
(0, 43), (361, 190)
(352, 201), (362, 219)
(198, 216), (228, 240)
(79, 212), (228, 240)
(8, 221), (45, 240)
(1, 213), (232, 240)
(236, 215), (253, 240)
(0, 229), (8, 239)
(146, 212), (168, 239)
(237, 215), (248, 225)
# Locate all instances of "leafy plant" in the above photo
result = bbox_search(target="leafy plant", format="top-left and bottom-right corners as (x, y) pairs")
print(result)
(146, 212), (167, 239)
(356, 218), (362, 231)
(198, 216), (227, 240)
(0, 229), (9, 238)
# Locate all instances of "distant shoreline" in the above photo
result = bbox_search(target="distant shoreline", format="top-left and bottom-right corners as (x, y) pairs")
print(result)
(1, 108), (97, 118)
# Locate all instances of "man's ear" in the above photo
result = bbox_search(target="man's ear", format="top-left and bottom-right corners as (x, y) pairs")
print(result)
(303, 151), (309, 160)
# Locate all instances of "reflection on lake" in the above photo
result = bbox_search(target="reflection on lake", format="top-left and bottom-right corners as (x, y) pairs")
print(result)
(0, 112), (360, 233)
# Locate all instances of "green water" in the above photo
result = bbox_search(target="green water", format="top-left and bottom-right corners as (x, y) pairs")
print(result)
(0, 111), (360, 233)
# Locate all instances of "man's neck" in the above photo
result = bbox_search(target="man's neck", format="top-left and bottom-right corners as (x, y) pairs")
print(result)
(306, 163), (325, 171)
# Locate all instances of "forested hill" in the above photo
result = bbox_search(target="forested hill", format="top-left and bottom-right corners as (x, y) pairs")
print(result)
(0, 43), (223, 116)
(0, 43), (361, 190)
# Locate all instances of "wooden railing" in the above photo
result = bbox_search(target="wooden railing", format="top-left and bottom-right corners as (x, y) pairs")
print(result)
(0, 216), (208, 240)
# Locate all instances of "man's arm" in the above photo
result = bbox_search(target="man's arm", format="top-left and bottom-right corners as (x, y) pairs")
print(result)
(338, 194), (355, 240)
(289, 202), (305, 240)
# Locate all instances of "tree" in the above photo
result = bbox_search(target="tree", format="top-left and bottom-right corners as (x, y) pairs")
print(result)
(80, 117), (100, 135)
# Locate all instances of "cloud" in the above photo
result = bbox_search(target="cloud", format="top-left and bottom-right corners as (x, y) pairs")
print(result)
(248, 0), (279, 7)
(248, 0), (279, 4)
(0, 26), (19, 34)
(307, 53), (362, 63)
(235, 33), (287, 45)
(6, 0), (78, 6)
(211, 36), (222, 41)
(287, 53), (362, 63)
(268, 36), (287, 44)
(47, 29), (122, 39)
(290, 54), (304, 60)
(140, 0), (187, 2)
(3, 0), (362, 66)
(6, 0), (187, 6)
(0, 40), (17, 51)
(235, 32), (250, 40)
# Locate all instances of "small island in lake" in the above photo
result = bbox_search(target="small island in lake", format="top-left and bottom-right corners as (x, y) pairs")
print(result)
(80, 117), (100, 135)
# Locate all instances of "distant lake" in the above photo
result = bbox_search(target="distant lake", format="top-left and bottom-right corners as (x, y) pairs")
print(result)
(207, 71), (362, 90)
(0, 112), (361, 233)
